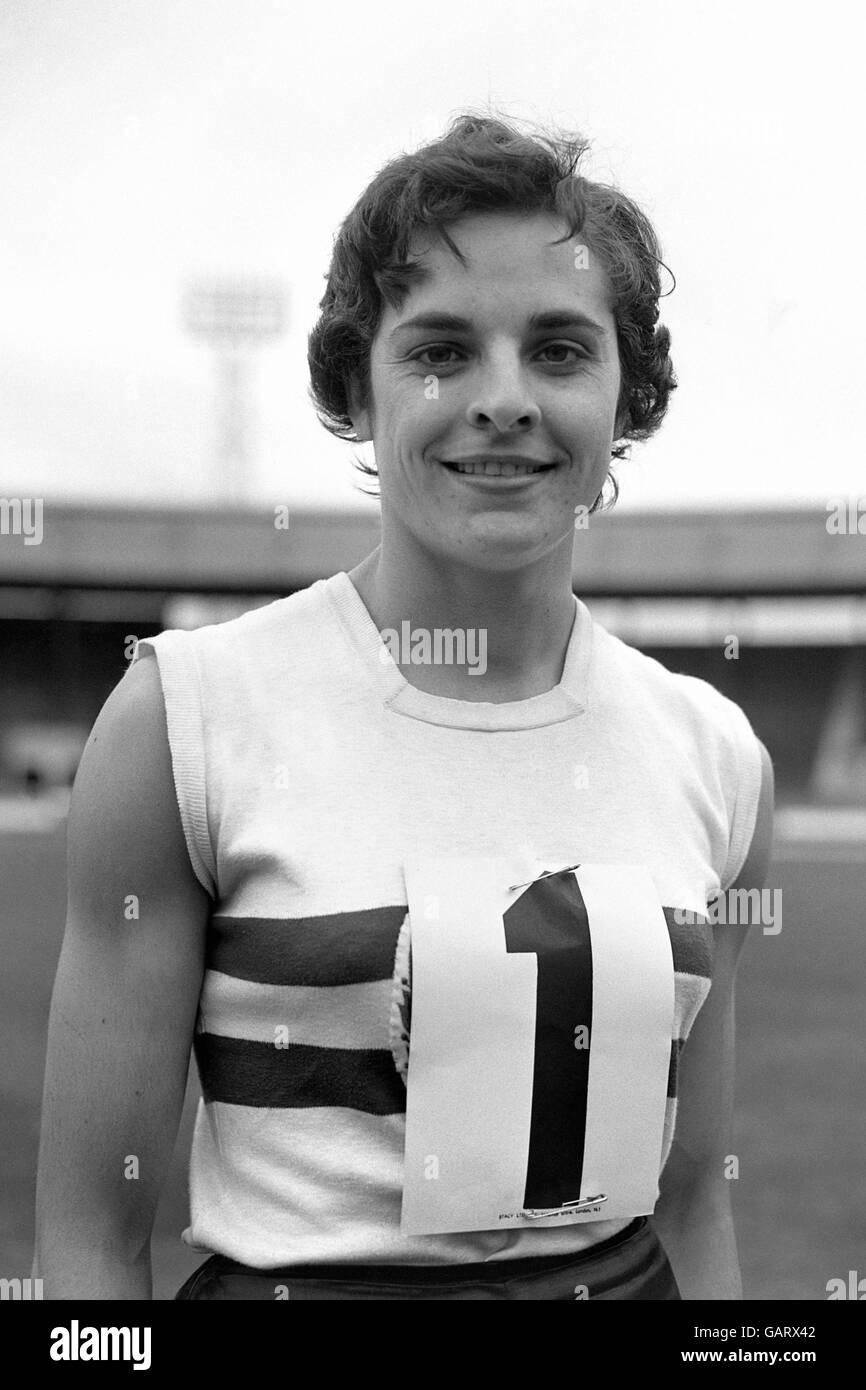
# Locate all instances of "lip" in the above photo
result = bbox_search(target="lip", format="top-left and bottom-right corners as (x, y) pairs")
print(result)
(438, 455), (559, 486)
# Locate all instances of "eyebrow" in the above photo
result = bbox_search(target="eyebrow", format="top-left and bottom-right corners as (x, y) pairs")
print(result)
(388, 310), (607, 342)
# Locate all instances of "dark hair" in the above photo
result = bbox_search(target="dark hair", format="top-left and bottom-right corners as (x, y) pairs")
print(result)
(307, 112), (676, 513)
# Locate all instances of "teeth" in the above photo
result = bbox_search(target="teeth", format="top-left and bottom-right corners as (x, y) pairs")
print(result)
(451, 460), (545, 476)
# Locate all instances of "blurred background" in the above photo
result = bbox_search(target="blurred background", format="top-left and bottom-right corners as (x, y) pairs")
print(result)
(1, 0), (864, 1300)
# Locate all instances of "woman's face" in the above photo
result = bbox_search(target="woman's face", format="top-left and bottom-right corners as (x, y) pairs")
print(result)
(350, 211), (624, 575)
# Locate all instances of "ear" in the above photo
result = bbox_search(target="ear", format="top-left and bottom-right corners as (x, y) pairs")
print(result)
(613, 396), (630, 442)
(347, 375), (374, 443)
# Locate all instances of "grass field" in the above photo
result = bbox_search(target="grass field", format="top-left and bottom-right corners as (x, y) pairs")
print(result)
(1, 815), (864, 1301)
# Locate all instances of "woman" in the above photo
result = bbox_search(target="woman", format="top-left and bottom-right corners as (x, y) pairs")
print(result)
(34, 113), (773, 1300)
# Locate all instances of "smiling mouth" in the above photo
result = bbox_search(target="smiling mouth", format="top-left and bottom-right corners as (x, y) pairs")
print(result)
(439, 458), (557, 477)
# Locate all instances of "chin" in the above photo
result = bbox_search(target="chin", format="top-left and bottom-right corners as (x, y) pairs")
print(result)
(436, 529), (564, 574)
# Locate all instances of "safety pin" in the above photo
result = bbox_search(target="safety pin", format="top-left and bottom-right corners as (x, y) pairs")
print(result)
(520, 1194), (607, 1219)
(508, 863), (581, 893)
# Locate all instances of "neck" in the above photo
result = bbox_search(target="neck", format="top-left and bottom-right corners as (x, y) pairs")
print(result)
(346, 536), (577, 702)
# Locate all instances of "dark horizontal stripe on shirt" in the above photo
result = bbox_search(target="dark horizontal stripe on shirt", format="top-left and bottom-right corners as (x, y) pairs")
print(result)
(195, 1033), (408, 1115)
(662, 908), (713, 979)
(208, 902), (711, 987)
(206, 906), (407, 986)
(195, 1031), (684, 1109)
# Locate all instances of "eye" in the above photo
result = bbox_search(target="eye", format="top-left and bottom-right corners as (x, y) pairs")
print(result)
(410, 344), (465, 367)
(535, 341), (590, 365)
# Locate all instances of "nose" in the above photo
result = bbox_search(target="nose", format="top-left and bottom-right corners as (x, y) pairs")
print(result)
(465, 349), (542, 434)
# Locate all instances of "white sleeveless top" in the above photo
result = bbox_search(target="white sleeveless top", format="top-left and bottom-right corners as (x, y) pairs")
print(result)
(135, 572), (762, 1268)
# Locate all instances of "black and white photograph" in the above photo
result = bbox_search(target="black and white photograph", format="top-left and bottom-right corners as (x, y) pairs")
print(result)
(1, 0), (863, 1360)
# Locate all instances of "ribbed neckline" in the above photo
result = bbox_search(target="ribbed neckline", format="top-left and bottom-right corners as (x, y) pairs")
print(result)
(322, 570), (592, 731)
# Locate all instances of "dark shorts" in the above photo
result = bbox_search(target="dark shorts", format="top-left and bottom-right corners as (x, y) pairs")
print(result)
(174, 1216), (681, 1300)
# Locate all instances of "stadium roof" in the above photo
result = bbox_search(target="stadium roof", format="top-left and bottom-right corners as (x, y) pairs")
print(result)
(0, 502), (862, 596)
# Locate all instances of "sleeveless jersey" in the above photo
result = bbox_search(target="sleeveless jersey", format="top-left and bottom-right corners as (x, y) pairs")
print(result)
(134, 571), (763, 1267)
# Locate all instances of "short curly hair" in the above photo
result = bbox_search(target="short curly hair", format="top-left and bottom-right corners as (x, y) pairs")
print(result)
(307, 111), (676, 513)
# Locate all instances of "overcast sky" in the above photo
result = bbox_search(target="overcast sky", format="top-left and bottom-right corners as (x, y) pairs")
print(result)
(1, 0), (863, 512)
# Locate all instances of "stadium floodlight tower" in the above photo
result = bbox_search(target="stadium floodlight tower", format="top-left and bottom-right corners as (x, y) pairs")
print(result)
(183, 277), (287, 501)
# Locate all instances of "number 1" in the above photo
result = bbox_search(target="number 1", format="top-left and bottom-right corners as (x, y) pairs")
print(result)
(503, 869), (593, 1209)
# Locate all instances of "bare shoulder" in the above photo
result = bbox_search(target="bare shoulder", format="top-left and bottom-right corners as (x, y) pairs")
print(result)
(68, 651), (208, 920)
(36, 652), (209, 1285)
(73, 650), (168, 797)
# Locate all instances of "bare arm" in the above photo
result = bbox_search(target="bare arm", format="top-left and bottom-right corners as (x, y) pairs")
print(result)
(653, 739), (775, 1299)
(33, 653), (211, 1299)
